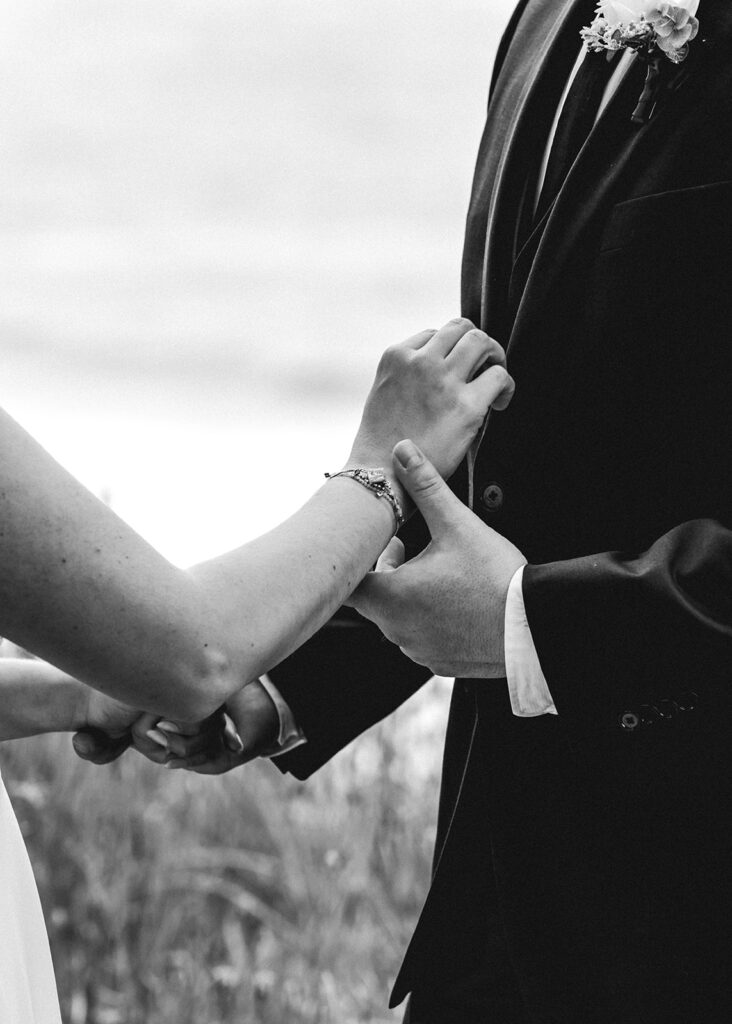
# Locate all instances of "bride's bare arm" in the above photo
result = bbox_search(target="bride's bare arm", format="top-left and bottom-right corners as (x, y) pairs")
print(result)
(0, 659), (89, 740)
(0, 319), (512, 728)
(0, 406), (239, 723)
(0, 658), (137, 741)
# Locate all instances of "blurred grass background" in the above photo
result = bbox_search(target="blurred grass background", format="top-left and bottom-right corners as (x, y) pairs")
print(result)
(0, 1), (515, 1021)
(1, 674), (450, 1024)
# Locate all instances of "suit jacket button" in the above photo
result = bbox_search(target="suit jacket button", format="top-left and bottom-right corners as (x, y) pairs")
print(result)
(619, 711), (640, 731)
(482, 483), (504, 511)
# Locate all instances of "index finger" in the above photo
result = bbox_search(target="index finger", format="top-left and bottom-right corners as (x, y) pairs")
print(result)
(165, 747), (250, 775)
(468, 364), (515, 413)
(156, 714), (236, 759)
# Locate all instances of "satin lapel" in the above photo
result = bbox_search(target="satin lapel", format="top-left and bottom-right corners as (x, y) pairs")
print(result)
(463, 0), (586, 331)
(478, 0), (586, 334)
(504, 0), (732, 399)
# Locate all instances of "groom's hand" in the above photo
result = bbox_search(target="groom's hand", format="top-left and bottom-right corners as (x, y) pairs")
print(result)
(72, 680), (280, 772)
(348, 440), (526, 677)
(71, 691), (137, 764)
(137, 679), (280, 774)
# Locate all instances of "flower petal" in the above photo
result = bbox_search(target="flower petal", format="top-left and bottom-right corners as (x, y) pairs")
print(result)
(674, 9), (691, 28)
(654, 18), (675, 37)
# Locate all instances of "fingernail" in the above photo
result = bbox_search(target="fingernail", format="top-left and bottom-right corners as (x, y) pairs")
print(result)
(394, 439), (422, 469)
(157, 721), (182, 734)
(72, 735), (93, 755)
(146, 729), (169, 749)
(226, 731), (244, 753)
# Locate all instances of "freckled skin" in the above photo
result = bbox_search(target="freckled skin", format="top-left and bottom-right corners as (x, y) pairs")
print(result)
(0, 318), (514, 744)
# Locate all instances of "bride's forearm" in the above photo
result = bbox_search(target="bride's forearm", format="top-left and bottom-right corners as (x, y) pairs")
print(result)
(189, 475), (398, 681)
(0, 319), (508, 727)
(0, 659), (87, 740)
(0, 406), (397, 725)
(0, 409), (239, 723)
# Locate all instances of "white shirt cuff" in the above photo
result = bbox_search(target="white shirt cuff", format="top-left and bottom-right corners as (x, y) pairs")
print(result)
(504, 565), (558, 717)
(259, 674), (307, 756)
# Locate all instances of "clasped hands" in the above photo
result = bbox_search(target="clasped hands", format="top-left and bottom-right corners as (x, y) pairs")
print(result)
(75, 438), (525, 774)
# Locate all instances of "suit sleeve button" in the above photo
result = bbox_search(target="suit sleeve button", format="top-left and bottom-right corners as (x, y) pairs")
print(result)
(639, 704), (659, 725)
(656, 699), (678, 719)
(678, 691), (698, 712)
(481, 483), (504, 511)
(619, 711), (640, 731)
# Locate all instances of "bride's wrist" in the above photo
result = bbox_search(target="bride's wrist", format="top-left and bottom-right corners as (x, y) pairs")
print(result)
(337, 458), (413, 525)
(68, 675), (94, 733)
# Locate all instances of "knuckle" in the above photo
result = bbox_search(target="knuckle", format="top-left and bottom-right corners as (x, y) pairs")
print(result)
(380, 625), (400, 646)
(448, 316), (474, 329)
(408, 348), (433, 377)
(459, 388), (482, 415)
(378, 343), (401, 367)
(412, 474), (444, 501)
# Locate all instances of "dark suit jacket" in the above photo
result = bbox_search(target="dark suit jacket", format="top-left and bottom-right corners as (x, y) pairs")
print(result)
(271, 1), (732, 1020)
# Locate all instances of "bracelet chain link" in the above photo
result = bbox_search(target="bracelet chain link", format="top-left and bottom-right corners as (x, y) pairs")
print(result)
(324, 468), (405, 531)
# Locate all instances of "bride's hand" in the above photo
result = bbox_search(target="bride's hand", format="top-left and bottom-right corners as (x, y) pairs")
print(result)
(132, 680), (280, 774)
(71, 690), (139, 764)
(348, 317), (513, 485)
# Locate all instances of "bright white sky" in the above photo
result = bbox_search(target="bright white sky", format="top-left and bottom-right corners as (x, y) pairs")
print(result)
(0, 0), (514, 567)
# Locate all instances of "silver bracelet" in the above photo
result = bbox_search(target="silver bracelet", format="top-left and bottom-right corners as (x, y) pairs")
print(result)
(324, 467), (405, 531)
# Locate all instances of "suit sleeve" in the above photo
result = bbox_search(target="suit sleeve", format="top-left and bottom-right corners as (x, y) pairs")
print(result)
(268, 606), (431, 779)
(522, 518), (732, 729)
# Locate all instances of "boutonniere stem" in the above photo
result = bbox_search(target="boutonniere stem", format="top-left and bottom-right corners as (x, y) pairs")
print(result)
(581, 0), (701, 123)
(632, 55), (662, 122)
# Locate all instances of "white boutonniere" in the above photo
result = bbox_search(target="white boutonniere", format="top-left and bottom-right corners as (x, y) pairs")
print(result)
(581, 0), (701, 122)
(582, 0), (700, 63)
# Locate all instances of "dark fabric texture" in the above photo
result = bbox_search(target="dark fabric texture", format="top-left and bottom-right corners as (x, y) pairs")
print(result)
(274, 0), (732, 1020)
(534, 49), (617, 221)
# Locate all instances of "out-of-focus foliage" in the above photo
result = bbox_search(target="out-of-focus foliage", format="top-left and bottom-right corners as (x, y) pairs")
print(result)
(1, 679), (449, 1024)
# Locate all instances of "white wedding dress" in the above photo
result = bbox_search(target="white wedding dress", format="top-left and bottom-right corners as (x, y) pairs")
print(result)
(0, 767), (62, 1024)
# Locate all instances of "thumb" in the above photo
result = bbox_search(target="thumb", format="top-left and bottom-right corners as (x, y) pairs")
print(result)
(72, 727), (132, 765)
(392, 440), (462, 536)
